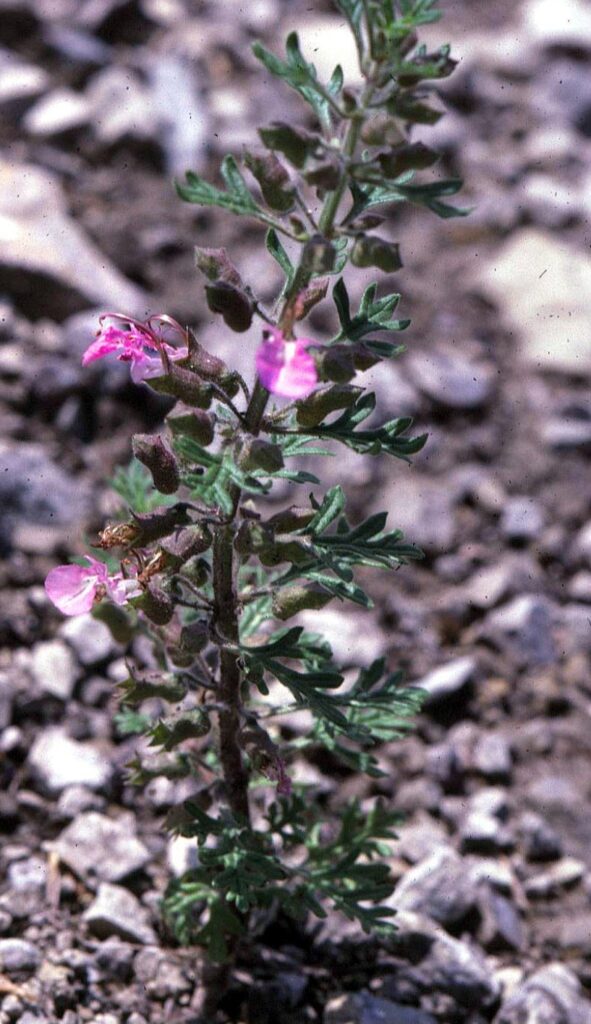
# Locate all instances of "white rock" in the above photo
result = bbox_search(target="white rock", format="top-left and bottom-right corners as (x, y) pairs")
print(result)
(23, 86), (92, 136)
(28, 727), (113, 793)
(85, 66), (153, 144)
(297, 608), (385, 666)
(472, 230), (591, 375)
(54, 812), (151, 882)
(523, 0), (591, 50)
(60, 613), (118, 666)
(167, 835), (199, 878)
(415, 656), (477, 703)
(30, 639), (79, 700)
(0, 160), (147, 319)
(83, 883), (157, 944)
(0, 48), (48, 108)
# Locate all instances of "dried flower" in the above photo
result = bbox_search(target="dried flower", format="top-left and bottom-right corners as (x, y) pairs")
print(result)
(44, 556), (141, 617)
(255, 327), (317, 400)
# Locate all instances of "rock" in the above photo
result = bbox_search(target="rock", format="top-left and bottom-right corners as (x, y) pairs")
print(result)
(0, 47), (48, 112)
(56, 785), (105, 819)
(567, 571), (591, 602)
(407, 349), (494, 411)
(477, 887), (525, 952)
(378, 473), (456, 554)
(464, 555), (541, 609)
(473, 230), (591, 375)
(573, 521), (591, 567)
(415, 656), (477, 705)
(519, 811), (563, 862)
(325, 993), (436, 1024)
(481, 595), (557, 666)
(133, 947), (191, 999)
(83, 883), (157, 944)
(167, 835), (199, 878)
(297, 608), (385, 667)
(555, 912), (591, 955)
(7, 856), (46, 892)
(524, 857), (586, 899)
(44, 23), (112, 65)
(467, 858), (516, 895)
(145, 53), (208, 174)
(500, 498), (544, 542)
(392, 847), (478, 927)
(460, 811), (515, 855)
(517, 173), (579, 229)
(85, 66), (154, 145)
(29, 639), (79, 700)
(53, 812), (151, 883)
(494, 963), (591, 1024)
(396, 912), (500, 1010)
(396, 817), (449, 864)
(59, 614), (118, 666)
(0, 938), (40, 972)
(22, 86), (92, 136)
(95, 939), (134, 982)
(523, 0), (591, 50)
(0, 443), (91, 553)
(0, 160), (147, 319)
(471, 733), (512, 782)
(28, 728), (113, 794)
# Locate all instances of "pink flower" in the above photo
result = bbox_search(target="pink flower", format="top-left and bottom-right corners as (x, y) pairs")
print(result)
(45, 556), (141, 617)
(256, 328), (317, 400)
(82, 316), (188, 384)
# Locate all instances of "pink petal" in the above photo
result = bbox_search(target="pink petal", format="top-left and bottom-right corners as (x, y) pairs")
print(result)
(45, 564), (98, 616)
(106, 575), (142, 605)
(256, 337), (317, 400)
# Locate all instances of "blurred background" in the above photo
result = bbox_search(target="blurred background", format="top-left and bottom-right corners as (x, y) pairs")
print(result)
(1, 0), (591, 1021)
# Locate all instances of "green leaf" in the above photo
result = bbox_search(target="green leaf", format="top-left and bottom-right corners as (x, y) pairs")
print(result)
(177, 155), (263, 219)
(259, 122), (320, 169)
(307, 486), (346, 535)
(252, 33), (332, 126)
(149, 709), (211, 751)
(266, 228), (295, 287)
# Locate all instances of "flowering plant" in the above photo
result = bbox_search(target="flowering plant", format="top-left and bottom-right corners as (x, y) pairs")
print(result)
(46, 0), (464, 973)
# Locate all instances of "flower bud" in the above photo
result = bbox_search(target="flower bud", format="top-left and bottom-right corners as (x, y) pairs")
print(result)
(132, 434), (180, 495)
(304, 161), (341, 192)
(205, 280), (254, 333)
(130, 504), (193, 546)
(194, 246), (242, 286)
(149, 367), (213, 408)
(361, 113), (405, 147)
(91, 602), (134, 644)
(296, 384), (361, 428)
(137, 582), (174, 625)
(378, 142), (438, 179)
(180, 620), (208, 653)
(272, 584), (332, 621)
(301, 234), (336, 274)
(244, 151), (295, 212)
(182, 557), (209, 587)
(161, 525), (213, 567)
(265, 506), (316, 533)
(350, 236), (403, 274)
(241, 439), (284, 473)
(320, 345), (356, 383)
(167, 408), (215, 446)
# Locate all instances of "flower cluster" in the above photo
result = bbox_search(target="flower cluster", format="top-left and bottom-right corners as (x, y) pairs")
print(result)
(45, 555), (140, 616)
(82, 314), (189, 383)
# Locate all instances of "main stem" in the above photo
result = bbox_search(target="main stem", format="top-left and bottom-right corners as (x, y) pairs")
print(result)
(211, 84), (374, 828)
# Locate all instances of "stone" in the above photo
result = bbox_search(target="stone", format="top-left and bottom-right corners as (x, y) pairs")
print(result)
(471, 733), (512, 782)
(482, 595), (557, 667)
(145, 53), (208, 174)
(524, 858), (586, 899)
(407, 349), (494, 411)
(283, 15), (363, 84)
(465, 555), (541, 610)
(7, 857), (46, 892)
(377, 473), (456, 554)
(396, 912), (500, 1010)
(325, 993), (436, 1024)
(297, 608), (385, 666)
(473, 230), (591, 375)
(494, 963), (591, 1024)
(83, 883), (157, 944)
(56, 785), (105, 819)
(523, 0), (591, 50)
(519, 811), (563, 862)
(477, 887), (525, 953)
(133, 947), (191, 999)
(460, 811), (515, 855)
(0, 160), (147, 319)
(167, 835), (199, 878)
(0, 47), (48, 111)
(517, 173), (579, 229)
(53, 812), (151, 883)
(500, 498), (544, 542)
(28, 728), (113, 793)
(0, 938), (40, 972)
(59, 614), (118, 666)
(396, 818), (449, 864)
(22, 86), (92, 136)
(392, 847), (477, 927)
(29, 639), (79, 700)
(415, 656), (477, 705)
(567, 571), (591, 602)
(0, 443), (91, 553)
(574, 521), (591, 567)
(555, 912), (591, 955)
(85, 66), (154, 145)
